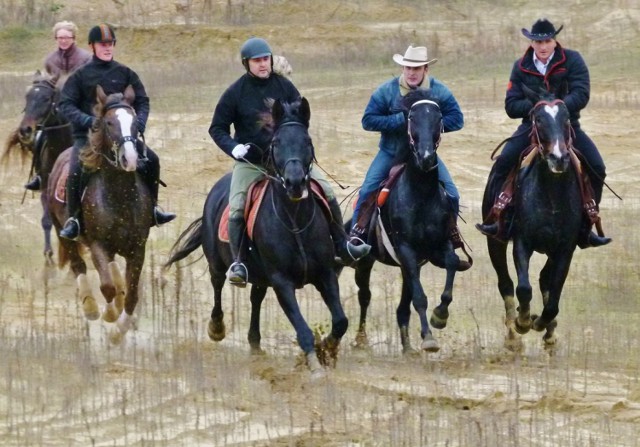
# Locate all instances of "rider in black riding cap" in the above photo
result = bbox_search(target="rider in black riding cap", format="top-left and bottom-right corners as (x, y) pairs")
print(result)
(57, 23), (176, 241)
(475, 18), (610, 248)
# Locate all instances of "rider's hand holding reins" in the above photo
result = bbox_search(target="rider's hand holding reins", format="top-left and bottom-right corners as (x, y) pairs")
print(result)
(232, 143), (251, 160)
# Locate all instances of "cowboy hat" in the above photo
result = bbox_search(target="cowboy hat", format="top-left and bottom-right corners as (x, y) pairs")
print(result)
(392, 45), (437, 67)
(521, 18), (563, 40)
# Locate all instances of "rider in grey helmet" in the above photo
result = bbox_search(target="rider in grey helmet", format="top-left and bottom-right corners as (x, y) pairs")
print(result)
(208, 36), (371, 287)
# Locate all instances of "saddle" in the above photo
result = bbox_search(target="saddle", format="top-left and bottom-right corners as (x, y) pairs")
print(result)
(218, 178), (331, 243)
(485, 145), (606, 238)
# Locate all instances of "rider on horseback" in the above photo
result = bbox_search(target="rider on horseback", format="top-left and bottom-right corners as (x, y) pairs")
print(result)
(25, 21), (91, 191)
(57, 23), (175, 241)
(475, 19), (611, 248)
(209, 37), (371, 287)
(350, 44), (471, 271)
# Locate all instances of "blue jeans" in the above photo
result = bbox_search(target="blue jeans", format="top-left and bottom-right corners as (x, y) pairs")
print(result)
(352, 149), (460, 225)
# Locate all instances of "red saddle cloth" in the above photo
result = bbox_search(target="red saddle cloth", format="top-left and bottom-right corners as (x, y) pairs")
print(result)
(354, 163), (406, 230)
(53, 162), (70, 203)
(218, 179), (330, 243)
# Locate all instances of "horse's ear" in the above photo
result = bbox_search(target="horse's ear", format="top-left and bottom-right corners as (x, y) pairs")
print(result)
(96, 85), (107, 105)
(272, 98), (284, 123)
(300, 97), (310, 124)
(123, 85), (135, 105)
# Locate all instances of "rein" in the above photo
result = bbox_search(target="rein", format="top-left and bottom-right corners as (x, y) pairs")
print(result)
(268, 120), (313, 187)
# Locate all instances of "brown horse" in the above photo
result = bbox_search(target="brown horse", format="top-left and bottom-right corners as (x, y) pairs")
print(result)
(1, 71), (72, 262)
(48, 85), (153, 343)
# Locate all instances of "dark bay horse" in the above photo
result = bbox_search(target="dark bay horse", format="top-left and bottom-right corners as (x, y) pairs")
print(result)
(348, 89), (468, 354)
(1, 71), (72, 262)
(480, 88), (583, 350)
(166, 98), (347, 376)
(48, 85), (153, 343)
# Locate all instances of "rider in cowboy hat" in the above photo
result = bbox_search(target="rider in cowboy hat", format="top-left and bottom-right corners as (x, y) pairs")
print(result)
(349, 44), (471, 271)
(475, 18), (611, 248)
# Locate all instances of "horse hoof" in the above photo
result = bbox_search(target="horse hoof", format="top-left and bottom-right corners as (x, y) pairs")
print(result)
(102, 303), (120, 323)
(504, 333), (524, 353)
(430, 314), (448, 330)
(82, 296), (100, 321)
(421, 337), (440, 353)
(207, 318), (226, 341)
(108, 328), (124, 345)
(514, 316), (531, 335)
(306, 352), (326, 379)
(250, 345), (266, 356)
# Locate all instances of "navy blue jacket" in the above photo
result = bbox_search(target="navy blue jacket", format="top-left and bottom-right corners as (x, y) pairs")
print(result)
(505, 43), (589, 124)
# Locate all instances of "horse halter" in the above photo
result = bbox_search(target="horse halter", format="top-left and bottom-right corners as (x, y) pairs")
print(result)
(407, 99), (443, 151)
(529, 98), (574, 154)
(28, 81), (66, 130)
(269, 120), (313, 187)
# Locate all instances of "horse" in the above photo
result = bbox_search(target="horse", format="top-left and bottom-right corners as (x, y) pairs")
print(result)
(1, 70), (73, 263)
(347, 89), (468, 354)
(48, 84), (153, 343)
(480, 87), (583, 350)
(165, 97), (347, 376)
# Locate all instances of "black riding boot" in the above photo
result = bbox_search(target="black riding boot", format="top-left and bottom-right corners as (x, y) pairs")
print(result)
(328, 198), (371, 265)
(227, 216), (248, 287)
(138, 147), (176, 226)
(24, 129), (44, 191)
(59, 155), (83, 240)
(577, 178), (611, 249)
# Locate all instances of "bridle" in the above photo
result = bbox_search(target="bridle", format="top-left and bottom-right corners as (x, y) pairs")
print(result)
(269, 120), (313, 188)
(24, 81), (70, 138)
(96, 101), (139, 168)
(407, 99), (443, 172)
(529, 98), (574, 155)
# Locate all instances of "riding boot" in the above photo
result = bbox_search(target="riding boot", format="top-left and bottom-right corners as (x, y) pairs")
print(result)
(59, 160), (83, 241)
(139, 154), (176, 226)
(227, 216), (248, 287)
(328, 198), (371, 265)
(25, 175), (42, 191)
(577, 178), (611, 249)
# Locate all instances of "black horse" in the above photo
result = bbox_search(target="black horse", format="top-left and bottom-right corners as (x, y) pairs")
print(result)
(480, 87), (583, 350)
(1, 71), (72, 263)
(348, 89), (468, 354)
(166, 97), (347, 376)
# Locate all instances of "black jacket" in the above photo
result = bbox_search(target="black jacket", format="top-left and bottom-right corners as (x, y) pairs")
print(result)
(59, 56), (150, 138)
(209, 72), (300, 164)
(505, 43), (590, 124)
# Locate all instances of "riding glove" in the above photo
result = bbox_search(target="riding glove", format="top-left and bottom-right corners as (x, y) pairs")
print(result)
(232, 144), (251, 159)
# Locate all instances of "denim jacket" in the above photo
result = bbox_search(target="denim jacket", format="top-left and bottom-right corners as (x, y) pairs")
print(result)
(361, 76), (464, 156)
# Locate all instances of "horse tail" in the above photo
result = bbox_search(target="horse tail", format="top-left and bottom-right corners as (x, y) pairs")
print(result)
(1, 128), (29, 165)
(164, 217), (204, 269)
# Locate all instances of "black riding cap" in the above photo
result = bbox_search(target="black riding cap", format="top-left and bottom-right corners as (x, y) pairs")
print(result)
(88, 23), (116, 44)
(521, 19), (563, 41)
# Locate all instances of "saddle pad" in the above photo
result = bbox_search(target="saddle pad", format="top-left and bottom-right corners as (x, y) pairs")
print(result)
(54, 162), (70, 203)
(217, 179), (331, 243)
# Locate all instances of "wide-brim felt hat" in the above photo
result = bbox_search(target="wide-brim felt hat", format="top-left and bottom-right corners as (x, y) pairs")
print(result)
(393, 45), (437, 67)
(522, 18), (563, 40)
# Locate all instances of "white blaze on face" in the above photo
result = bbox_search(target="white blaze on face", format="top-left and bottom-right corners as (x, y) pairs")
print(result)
(115, 108), (137, 172)
(543, 104), (564, 161)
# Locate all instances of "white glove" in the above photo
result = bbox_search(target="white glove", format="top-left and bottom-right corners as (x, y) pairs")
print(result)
(232, 144), (250, 160)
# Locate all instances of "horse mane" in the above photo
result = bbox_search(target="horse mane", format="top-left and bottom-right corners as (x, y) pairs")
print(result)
(80, 92), (127, 171)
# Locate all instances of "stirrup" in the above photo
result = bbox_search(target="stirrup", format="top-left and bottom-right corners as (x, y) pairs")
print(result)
(59, 217), (81, 241)
(346, 237), (371, 260)
(226, 261), (248, 288)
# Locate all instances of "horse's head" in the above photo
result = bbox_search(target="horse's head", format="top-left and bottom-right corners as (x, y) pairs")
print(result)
(269, 97), (313, 201)
(18, 70), (61, 145)
(402, 89), (442, 172)
(524, 85), (572, 174)
(83, 85), (138, 172)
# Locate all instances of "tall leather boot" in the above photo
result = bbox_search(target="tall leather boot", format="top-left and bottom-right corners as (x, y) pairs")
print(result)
(227, 216), (248, 287)
(24, 129), (44, 191)
(139, 157), (176, 226)
(59, 158), (83, 240)
(328, 198), (371, 265)
(449, 219), (472, 272)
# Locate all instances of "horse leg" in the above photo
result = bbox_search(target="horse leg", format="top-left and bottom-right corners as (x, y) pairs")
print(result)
(397, 279), (416, 354)
(247, 285), (268, 354)
(89, 247), (119, 323)
(272, 282), (322, 377)
(513, 240), (534, 334)
(313, 273), (348, 368)
(109, 252), (145, 344)
(533, 254), (574, 346)
(40, 191), (54, 265)
(77, 273), (99, 320)
(207, 266), (226, 342)
(430, 248), (458, 329)
(353, 257), (374, 349)
(58, 238), (96, 319)
(101, 261), (125, 322)
(486, 237), (521, 350)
